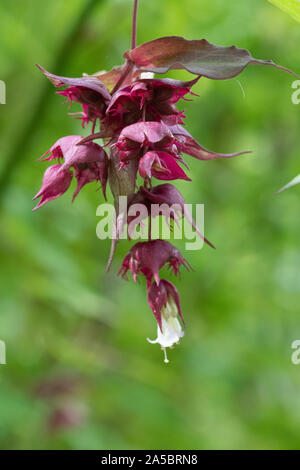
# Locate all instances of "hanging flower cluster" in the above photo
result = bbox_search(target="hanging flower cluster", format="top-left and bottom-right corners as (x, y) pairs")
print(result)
(33, 2), (297, 362)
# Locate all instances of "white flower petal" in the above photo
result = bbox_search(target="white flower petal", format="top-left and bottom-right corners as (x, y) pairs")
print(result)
(147, 316), (184, 349)
(147, 337), (159, 344)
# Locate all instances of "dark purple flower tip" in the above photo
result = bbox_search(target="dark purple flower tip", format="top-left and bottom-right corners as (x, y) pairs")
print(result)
(57, 87), (108, 109)
(72, 161), (108, 201)
(127, 184), (215, 248)
(32, 164), (73, 211)
(140, 183), (185, 206)
(138, 150), (191, 181)
(36, 64), (111, 105)
(116, 121), (176, 164)
(170, 125), (251, 160)
(147, 279), (184, 331)
(118, 239), (191, 285)
(137, 76), (199, 104)
(127, 184), (184, 225)
(58, 140), (108, 173)
(138, 184), (215, 249)
(38, 136), (108, 200)
(39, 135), (82, 161)
(124, 76), (198, 108)
(68, 103), (104, 129)
(104, 77), (195, 131)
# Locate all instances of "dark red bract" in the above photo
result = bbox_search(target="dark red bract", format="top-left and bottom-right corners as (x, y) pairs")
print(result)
(33, 135), (108, 208)
(147, 279), (184, 331)
(118, 239), (191, 286)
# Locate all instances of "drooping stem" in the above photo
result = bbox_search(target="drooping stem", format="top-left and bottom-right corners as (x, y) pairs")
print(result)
(131, 0), (139, 50)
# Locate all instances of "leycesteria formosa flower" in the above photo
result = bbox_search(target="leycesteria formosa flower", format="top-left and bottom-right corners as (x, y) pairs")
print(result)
(119, 239), (191, 286)
(147, 279), (184, 363)
(127, 183), (215, 248)
(33, 135), (108, 209)
(103, 77), (197, 132)
(32, 0), (298, 362)
(32, 164), (73, 211)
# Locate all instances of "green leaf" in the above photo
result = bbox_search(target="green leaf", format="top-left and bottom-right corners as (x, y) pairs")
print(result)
(277, 174), (300, 193)
(124, 36), (299, 80)
(269, 0), (300, 23)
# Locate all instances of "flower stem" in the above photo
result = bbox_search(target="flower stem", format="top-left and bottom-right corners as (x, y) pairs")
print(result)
(111, 60), (133, 94)
(131, 0), (139, 49)
(111, 0), (139, 94)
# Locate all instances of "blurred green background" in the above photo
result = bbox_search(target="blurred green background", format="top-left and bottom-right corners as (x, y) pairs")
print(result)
(0, 0), (299, 450)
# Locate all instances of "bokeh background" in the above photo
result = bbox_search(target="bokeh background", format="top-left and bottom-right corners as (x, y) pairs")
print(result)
(0, 0), (299, 450)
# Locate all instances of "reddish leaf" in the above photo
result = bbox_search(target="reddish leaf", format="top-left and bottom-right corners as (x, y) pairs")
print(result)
(36, 64), (111, 103)
(94, 65), (126, 92)
(124, 36), (299, 79)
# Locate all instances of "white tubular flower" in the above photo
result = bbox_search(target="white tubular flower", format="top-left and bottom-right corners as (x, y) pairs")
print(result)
(147, 316), (184, 363)
(146, 279), (185, 363)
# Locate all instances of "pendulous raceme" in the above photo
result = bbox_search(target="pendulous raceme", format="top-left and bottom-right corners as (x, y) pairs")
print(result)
(33, 1), (298, 362)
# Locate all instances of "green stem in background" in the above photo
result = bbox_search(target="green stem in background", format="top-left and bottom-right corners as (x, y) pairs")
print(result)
(111, 0), (139, 94)
(0, 0), (103, 201)
(131, 0), (139, 49)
